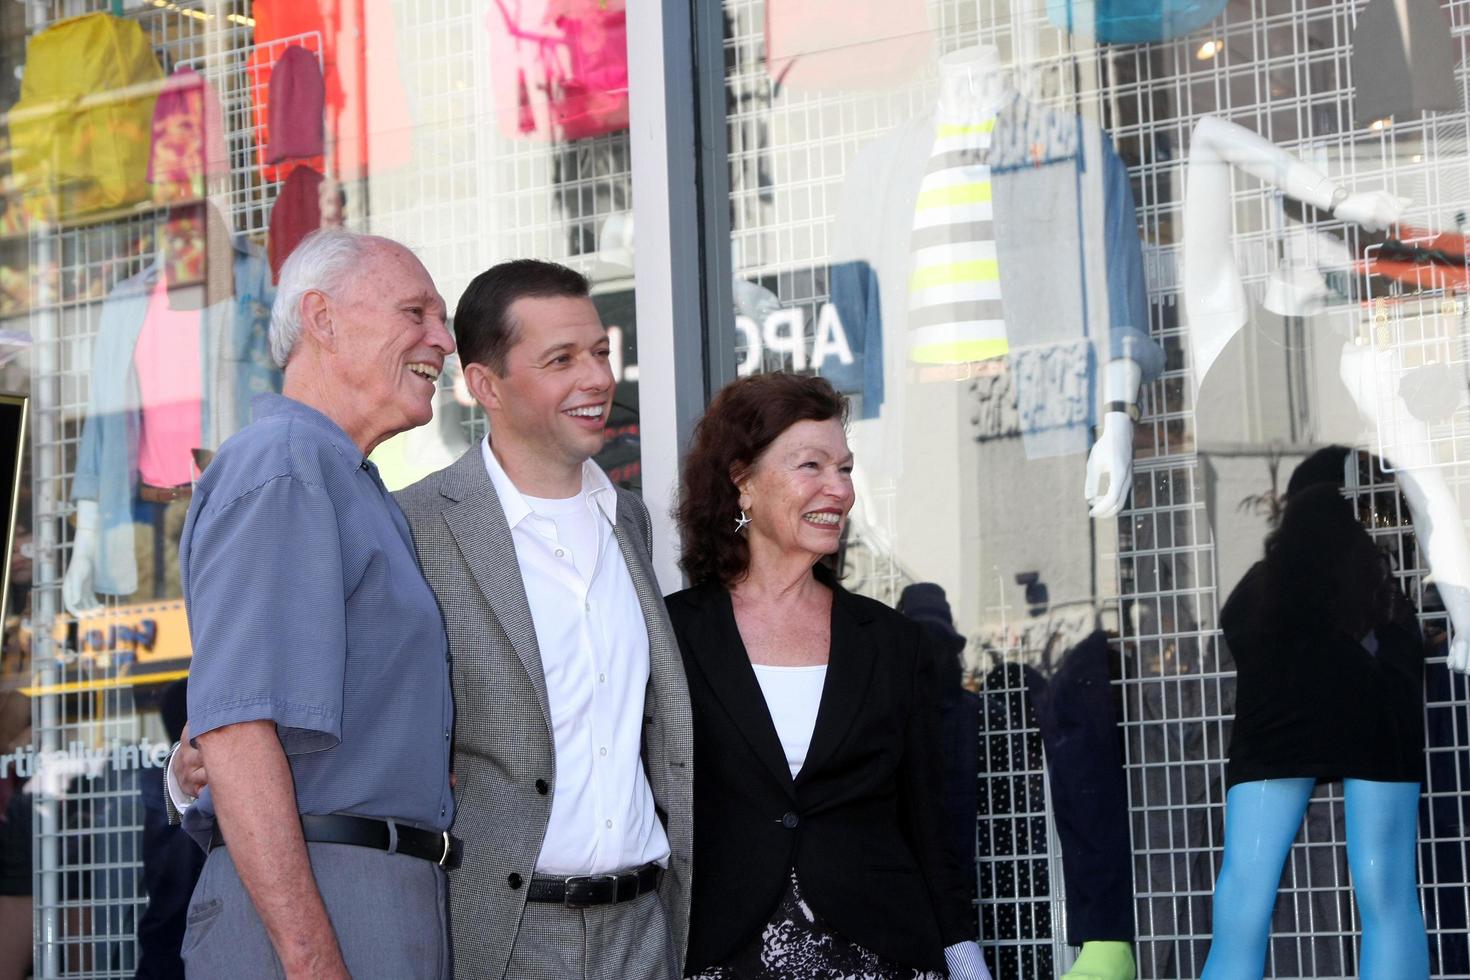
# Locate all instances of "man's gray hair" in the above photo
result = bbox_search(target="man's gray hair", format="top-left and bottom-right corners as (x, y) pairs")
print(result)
(269, 229), (400, 368)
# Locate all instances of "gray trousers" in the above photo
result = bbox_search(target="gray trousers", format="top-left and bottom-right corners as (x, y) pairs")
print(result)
(502, 889), (679, 980)
(181, 841), (449, 980)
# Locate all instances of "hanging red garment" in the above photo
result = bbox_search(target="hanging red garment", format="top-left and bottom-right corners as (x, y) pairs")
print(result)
(488, 0), (629, 142)
(247, 0), (413, 182)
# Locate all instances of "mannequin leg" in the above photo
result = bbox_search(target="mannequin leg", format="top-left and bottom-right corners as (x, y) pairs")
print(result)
(1201, 778), (1315, 980)
(1344, 779), (1428, 979)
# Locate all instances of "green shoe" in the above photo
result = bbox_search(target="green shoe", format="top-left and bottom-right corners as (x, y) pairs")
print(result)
(1060, 941), (1135, 980)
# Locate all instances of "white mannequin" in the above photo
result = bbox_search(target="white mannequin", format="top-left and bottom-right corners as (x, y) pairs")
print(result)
(1184, 115), (1470, 672)
(62, 499), (101, 616)
(934, 46), (1145, 520)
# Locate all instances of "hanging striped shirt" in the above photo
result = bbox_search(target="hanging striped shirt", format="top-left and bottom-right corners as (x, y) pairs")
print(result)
(907, 116), (1009, 365)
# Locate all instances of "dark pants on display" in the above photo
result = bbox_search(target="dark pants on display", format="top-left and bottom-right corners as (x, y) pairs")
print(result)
(1036, 630), (1136, 945)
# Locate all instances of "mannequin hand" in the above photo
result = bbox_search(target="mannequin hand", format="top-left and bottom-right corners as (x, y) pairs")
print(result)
(1086, 412), (1135, 519)
(1449, 632), (1470, 675)
(62, 502), (102, 618)
(1333, 191), (1410, 232)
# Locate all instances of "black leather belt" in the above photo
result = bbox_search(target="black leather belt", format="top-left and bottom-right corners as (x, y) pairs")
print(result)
(210, 814), (461, 870)
(526, 862), (661, 907)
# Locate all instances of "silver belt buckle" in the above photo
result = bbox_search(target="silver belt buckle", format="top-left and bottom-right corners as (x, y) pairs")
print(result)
(438, 831), (451, 867)
(564, 873), (618, 909)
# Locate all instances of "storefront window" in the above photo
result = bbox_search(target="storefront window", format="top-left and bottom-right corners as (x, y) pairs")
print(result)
(714, 1), (1470, 975)
(0, 1), (638, 974)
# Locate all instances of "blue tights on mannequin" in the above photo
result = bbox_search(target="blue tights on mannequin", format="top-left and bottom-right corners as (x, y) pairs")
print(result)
(1201, 778), (1427, 980)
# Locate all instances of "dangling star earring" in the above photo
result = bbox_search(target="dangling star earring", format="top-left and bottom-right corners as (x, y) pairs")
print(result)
(734, 509), (751, 533)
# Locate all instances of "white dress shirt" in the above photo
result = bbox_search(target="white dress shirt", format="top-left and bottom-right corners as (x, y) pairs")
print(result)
(481, 437), (670, 876)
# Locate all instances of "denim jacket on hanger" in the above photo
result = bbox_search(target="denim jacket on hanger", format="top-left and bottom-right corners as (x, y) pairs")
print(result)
(71, 236), (278, 597)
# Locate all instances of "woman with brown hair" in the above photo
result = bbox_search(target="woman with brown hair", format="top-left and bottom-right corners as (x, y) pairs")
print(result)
(666, 372), (989, 979)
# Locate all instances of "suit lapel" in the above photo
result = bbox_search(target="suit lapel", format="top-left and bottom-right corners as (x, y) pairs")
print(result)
(687, 585), (798, 796)
(797, 583), (878, 787)
(438, 448), (553, 737)
(608, 504), (689, 724)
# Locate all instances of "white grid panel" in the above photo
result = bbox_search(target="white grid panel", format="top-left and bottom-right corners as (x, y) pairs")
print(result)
(21, 2), (639, 970)
(722, 0), (1470, 976)
(20, 3), (286, 977)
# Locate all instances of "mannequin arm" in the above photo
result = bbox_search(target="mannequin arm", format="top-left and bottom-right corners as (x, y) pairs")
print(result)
(1396, 464), (1470, 672)
(1339, 341), (1470, 671)
(1086, 358), (1143, 519)
(1185, 117), (1409, 386)
(62, 500), (103, 617)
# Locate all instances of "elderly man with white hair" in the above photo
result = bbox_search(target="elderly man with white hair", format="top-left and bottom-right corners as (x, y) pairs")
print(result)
(171, 229), (458, 979)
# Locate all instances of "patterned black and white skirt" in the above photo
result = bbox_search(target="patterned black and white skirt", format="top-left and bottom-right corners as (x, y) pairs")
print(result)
(689, 871), (946, 980)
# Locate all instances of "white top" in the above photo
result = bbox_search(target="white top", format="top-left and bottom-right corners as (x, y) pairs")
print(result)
(480, 436), (669, 876)
(751, 663), (828, 778)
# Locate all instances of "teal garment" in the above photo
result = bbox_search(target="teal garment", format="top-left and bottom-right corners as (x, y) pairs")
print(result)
(1047, 0), (1227, 43)
(70, 237), (278, 596)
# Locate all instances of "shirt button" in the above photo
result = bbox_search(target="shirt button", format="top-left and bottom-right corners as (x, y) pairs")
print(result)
(555, 549), (565, 558)
(441, 807), (447, 817)
(443, 730), (450, 740)
(507, 873), (523, 889)
(535, 779), (549, 795)
(598, 673), (606, 683)
(599, 746), (607, 757)
(605, 819), (613, 829)
(782, 812), (800, 829)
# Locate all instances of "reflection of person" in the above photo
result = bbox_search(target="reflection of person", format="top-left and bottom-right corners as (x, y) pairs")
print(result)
(1202, 448), (1428, 979)
(667, 373), (990, 979)
(176, 229), (457, 979)
(896, 581), (980, 929)
(394, 260), (692, 979)
(135, 679), (202, 980)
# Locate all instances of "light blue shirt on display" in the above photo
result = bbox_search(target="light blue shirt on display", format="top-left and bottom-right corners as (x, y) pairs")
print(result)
(71, 238), (279, 596)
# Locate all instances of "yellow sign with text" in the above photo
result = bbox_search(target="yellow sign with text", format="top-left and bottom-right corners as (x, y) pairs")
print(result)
(50, 598), (192, 665)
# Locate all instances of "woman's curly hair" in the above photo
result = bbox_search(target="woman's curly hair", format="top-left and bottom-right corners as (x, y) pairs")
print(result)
(677, 373), (848, 587)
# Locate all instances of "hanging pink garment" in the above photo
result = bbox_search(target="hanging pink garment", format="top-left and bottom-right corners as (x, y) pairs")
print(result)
(488, 0), (629, 141)
(764, 0), (933, 94)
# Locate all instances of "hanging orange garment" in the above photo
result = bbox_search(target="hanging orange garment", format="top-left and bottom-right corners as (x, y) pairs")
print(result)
(247, 0), (413, 183)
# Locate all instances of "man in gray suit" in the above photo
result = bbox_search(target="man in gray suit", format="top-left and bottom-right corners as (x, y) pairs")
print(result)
(394, 259), (692, 980)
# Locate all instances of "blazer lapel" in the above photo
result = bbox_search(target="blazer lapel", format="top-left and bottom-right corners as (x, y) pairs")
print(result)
(797, 583), (878, 786)
(687, 585), (798, 796)
(438, 447), (553, 737)
(608, 508), (690, 724)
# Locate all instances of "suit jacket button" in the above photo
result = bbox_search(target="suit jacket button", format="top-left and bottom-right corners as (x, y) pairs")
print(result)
(507, 873), (523, 889)
(535, 779), (549, 795)
(781, 812), (799, 829)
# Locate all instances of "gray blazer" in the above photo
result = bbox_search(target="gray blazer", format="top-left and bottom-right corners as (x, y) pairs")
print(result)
(395, 447), (693, 979)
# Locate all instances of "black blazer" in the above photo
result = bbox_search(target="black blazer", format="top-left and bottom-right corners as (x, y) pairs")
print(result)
(665, 565), (971, 974)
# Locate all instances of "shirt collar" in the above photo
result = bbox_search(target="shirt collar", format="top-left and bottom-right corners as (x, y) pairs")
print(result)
(479, 435), (618, 528)
(252, 393), (367, 467)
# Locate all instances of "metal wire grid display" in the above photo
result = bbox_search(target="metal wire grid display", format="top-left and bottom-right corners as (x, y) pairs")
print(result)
(17, 2), (635, 971)
(1101, 0), (1470, 974)
(21, 3), (298, 976)
(723, 0), (1470, 976)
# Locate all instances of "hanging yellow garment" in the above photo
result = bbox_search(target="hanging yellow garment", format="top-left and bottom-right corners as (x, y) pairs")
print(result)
(8, 13), (163, 221)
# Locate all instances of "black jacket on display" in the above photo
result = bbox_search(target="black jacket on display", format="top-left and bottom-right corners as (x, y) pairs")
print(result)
(664, 564), (971, 974)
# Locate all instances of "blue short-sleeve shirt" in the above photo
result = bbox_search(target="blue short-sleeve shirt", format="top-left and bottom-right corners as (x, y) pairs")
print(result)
(181, 393), (454, 841)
